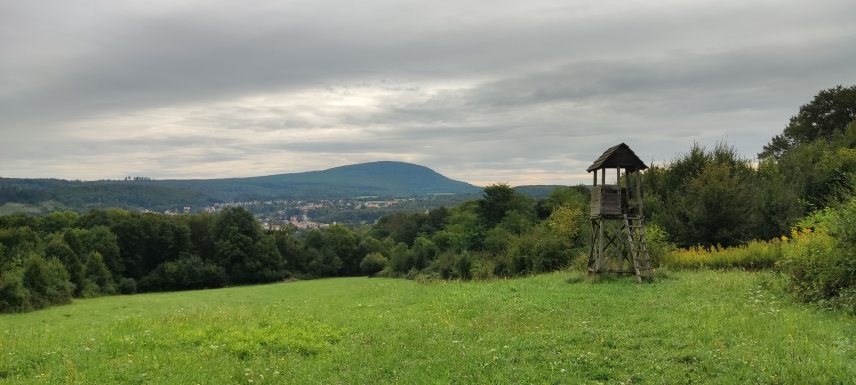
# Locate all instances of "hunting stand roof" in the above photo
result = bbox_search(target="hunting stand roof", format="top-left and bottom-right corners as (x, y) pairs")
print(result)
(586, 143), (648, 172)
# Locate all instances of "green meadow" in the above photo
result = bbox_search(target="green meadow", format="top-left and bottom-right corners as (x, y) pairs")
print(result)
(2, 271), (855, 384)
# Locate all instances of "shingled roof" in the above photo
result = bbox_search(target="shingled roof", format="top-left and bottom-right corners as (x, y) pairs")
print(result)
(586, 143), (648, 172)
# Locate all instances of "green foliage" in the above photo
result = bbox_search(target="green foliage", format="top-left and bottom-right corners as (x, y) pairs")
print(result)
(370, 207), (449, 246)
(359, 252), (388, 275)
(506, 227), (571, 275)
(662, 240), (783, 270)
(544, 203), (585, 244)
(211, 207), (287, 283)
(752, 161), (805, 240)
(477, 183), (534, 228)
(82, 251), (116, 297)
(432, 203), (482, 251)
(117, 277), (137, 294)
(482, 227), (513, 254)
(775, 142), (856, 209)
(761, 85), (856, 159)
(535, 186), (589, 219)
(645, 143), (791, 248)
(779, 199), (856, 313)
(140, 254), (228, 291)
(21, 253), (74, 310)
(44, 235), (85, 296)
(38, 211), (79, 234)
(274, 229), (306, 273)
(644, 223), (673, 267)
(426, 250), (479, 279)
(387, 243), (412, 275)
(320, 225), (361, 275)
(0, 267), (28, 312)
(676, 162), (754, 247)
(304, 248), (342, 278)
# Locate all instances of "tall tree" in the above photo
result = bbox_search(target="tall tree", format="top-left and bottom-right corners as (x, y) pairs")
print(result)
(477, 184), (534, 228)
(760, 85), (856, 159)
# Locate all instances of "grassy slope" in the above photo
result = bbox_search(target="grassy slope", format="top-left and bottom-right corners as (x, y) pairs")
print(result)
(0, 201), (67, 216)
(1, 271), (854, 384)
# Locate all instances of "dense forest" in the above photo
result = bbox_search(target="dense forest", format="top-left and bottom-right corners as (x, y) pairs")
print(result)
(1, 85), (855, 314)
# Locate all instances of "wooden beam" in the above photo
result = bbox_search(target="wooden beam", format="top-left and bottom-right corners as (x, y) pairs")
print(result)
(636, 170), (644, 217)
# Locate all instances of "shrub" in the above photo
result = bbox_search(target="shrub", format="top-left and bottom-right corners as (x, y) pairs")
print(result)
(388, 243), (413, 274)
(117, 277), (137, 294)
(425, 250), (483, 280)
(645, 223), (673, 267)
(0, 267), (28, 312)
(454, 252), (473, 280)
(140, 254), (227, 291)
(83, 251), (116, 296)
(469, 253), (497, 280)
(779, 201), (856, 312)
(532, 236), (567, 273)
(507, 228), (572, 275)
(22, 253), (74, 310)
(359, 252), (388, 276)
(663, 239), (783, 270)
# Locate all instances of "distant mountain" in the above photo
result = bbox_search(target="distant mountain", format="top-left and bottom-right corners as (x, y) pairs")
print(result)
(0, 161), (481, 212)
(155, 161), (481, 201)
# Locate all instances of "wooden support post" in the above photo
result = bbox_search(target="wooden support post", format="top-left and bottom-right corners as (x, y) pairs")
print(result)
(624, 169), (630, 215)
(593, 171), (597, 186)
(601, 168), (605, 186)
(636, 170), (643, 217)
(598, 218), (604, 272)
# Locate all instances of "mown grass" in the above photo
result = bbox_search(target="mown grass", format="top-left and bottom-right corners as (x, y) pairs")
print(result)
(1, 271), (855, 384)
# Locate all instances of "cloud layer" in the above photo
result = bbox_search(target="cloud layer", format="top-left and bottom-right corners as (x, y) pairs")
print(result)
(2, 0), (855, 185)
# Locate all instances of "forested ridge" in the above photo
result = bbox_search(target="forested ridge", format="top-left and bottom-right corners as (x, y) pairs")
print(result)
(1, 85), (855, 314)
(0, 161), (480, 212)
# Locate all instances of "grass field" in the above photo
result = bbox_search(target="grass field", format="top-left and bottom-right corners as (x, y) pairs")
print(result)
(1, 271), (855, 384)
(0, 201), (68, 216)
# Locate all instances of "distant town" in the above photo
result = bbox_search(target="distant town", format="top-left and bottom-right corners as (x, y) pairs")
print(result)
(147, 197), (428, 230)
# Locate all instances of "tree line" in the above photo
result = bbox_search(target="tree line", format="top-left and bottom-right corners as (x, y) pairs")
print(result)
(646, 85), (856, 249)
(0, 184), (592, 313)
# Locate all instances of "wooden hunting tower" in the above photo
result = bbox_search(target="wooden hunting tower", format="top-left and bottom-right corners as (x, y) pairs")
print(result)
(586, 143), (653, 282)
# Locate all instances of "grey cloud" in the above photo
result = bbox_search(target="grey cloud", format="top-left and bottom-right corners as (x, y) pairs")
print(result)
(2, 0), (856, 183)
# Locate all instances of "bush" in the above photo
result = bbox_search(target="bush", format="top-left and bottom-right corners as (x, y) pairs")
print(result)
(387, 243), (413, 274)
(469, 253), (497, 280)
(507, 228), (572, 275)
(117, 277), (137, 294)
(645, 223), (673, 267)
(663, 239), (783, 270)
(779, 201), (856, 312)
(22, 254), (74, 310)
(83, 251), (116, 297)
(140, 254), (228, 291)
(359, 252), (388, 275)
(0, 268), (28, 313)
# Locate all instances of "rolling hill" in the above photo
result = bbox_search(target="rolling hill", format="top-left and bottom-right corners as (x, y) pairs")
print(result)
(155, 161), (481, 201)
(0, 161), (482, 211)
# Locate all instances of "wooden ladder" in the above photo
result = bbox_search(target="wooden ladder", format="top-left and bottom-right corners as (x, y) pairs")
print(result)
(624, 215), (653, 282)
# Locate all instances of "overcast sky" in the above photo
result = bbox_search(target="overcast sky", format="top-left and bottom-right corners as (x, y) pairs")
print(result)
(2, 0), (855, 186)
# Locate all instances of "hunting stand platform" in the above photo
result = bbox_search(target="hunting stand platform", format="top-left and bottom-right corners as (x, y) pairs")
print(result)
(586, 143), (652, 282)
